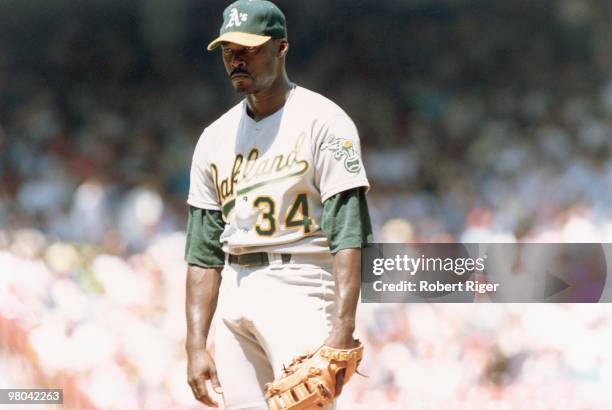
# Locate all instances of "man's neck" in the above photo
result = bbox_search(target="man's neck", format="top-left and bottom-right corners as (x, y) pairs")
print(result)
(246, 76), (293, 121)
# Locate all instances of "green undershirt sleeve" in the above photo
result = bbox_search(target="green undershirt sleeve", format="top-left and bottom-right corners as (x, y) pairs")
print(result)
(184, 206), (226, 268)
(321, 187), (374, 254)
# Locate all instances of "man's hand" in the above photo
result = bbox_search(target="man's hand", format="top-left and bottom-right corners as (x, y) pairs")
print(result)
(187, 348), (222, 407)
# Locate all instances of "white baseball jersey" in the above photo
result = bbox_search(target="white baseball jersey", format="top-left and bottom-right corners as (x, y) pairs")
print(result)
(188, 85), (369, 255)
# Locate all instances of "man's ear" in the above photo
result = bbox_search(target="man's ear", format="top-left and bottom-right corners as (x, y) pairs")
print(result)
(278, 39), (289, 58)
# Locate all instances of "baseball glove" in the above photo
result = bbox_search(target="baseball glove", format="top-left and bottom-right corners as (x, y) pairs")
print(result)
(264, 342), (364, 409)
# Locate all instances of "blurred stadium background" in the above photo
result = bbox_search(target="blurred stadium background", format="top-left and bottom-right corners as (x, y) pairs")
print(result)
(1, 0), (612, 408)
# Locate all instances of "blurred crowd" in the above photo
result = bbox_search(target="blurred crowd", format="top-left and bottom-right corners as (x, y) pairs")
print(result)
(1, 0), (612, 408)
(0, 230), (205, 409)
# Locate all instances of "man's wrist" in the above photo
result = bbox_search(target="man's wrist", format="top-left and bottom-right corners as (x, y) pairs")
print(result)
(186, 336), (207, 352)
(329, 325), (355, 342)
(331, 318), (355, 334)
(325, 328), (358, 349)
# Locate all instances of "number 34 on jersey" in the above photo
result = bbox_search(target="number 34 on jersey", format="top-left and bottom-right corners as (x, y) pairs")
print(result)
(250, 193), (312, 236)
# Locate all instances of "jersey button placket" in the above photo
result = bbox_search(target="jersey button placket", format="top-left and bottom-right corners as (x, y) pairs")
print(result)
(250, 121), (261, 145)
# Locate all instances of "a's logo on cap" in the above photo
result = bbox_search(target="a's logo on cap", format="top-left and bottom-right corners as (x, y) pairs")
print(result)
(226, 8), (248, 28)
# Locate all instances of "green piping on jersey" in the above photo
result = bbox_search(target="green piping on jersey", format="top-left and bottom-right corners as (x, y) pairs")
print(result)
(221, 165), (310, 217)
(321, 187), (373, 254)
(185, 206), (225, 268)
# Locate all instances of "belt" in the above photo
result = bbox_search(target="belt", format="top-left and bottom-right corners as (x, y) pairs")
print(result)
(228, 252), (292, 267)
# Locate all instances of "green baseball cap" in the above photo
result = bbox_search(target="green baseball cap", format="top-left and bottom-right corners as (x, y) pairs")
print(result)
(207, 0), (287, 51)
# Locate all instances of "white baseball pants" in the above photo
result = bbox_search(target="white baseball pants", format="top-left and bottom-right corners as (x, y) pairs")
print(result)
(214, 254), (336, 410)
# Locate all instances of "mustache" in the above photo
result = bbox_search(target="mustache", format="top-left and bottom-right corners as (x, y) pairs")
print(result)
(230, 68), (251, 77)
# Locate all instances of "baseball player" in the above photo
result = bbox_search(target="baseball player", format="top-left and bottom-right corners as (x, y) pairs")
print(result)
(185, 1), (372, 409)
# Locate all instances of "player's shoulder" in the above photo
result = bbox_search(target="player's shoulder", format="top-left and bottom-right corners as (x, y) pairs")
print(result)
(293, 86), (351, 122)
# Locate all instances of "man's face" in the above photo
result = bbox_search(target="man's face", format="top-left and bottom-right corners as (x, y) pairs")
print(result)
(221, 40), (281, 94)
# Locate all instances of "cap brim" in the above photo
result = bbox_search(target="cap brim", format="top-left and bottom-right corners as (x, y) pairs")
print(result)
(207, 32), (272, 51)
